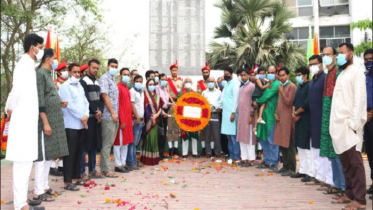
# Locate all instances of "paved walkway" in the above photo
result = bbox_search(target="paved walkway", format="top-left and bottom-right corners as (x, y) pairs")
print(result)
(1, 157), (371, 210)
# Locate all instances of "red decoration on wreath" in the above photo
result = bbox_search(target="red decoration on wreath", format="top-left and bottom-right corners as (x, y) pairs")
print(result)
(182, 97), (205, 106)
(177, 106), (183, 115)
(202, 108), (209, 118)
(180, 119), (202, 127)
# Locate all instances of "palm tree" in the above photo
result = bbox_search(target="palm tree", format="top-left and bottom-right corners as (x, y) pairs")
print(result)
(209, 0), (306, 71)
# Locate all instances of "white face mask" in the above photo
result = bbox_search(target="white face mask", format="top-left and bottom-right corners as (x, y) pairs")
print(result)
(185, 82), (192, 89)
(60, 71), (68, 79)
(34, 47), (44, 61)
(310, 65), (320, 76)
(70, 76), (80, 83)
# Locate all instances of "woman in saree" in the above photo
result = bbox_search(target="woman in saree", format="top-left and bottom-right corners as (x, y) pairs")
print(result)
(140, 79), (164, 165)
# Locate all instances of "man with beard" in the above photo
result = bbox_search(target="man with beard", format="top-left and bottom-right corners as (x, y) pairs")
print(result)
(330, 43), (367, 209)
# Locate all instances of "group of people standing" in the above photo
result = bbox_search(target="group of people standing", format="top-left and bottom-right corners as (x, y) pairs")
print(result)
(4, 33), (372, 210)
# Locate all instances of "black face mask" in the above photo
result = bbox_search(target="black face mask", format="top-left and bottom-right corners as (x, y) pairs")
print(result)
(203, 75), (210, 80)
(224, 75), (231, 81)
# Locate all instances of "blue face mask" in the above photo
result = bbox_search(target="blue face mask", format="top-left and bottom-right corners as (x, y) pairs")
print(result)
(323, 56), (333, 66)
(267, 74), (275, 81)
(258, 75), (266, 80)
(218, 80), (227, 89)
(296, 76), (304, 85)
(134, 83), (142, 91)
(337, 54), (347, 66)
(208, 82), (214, 89)
(122, 76), (130, 83)
(365, 61), (373, 73)
(52, 59), (58, 70)
(108, 68), (118, 76)
(160, 80), (167, 87)
(148, 85), (155, 92)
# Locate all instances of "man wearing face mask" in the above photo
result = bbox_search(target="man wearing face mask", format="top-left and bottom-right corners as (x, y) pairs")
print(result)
(49, 61), (68, 177)
(197, 62), (216, 156)
(80, 59), (104, 179)
(154, 71), (160, 85)
(307, 55), (333, 187)
(34, 48), (69, 202)
(320, 46), (346, 200)
(292, 66), (314, 181)
(155, 73), (171, 160)
(54, 62), (68, 91)
(221, 67), (240, 164)
(255, 66), (281, 170)
(236, 69), (256, 167)
(112, 68), (134, 173)
(363, 49), (373, 196)
(6, 34), (46, 210)
(98, 58), (120, 178)
(180, 78), (200, 158)
(202, 77), (223, 159)
(330, 43), (367, 209)
(273, 67), (297, 176)
(59, 63), (89, 191)
(128, 75), (145, 170)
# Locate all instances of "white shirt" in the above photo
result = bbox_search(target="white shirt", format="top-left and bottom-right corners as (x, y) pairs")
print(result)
(130, 87), (144, 118)
(202, 88), (223, 112)
(5, 54), (39, 161)
(330, 64), (367, 154)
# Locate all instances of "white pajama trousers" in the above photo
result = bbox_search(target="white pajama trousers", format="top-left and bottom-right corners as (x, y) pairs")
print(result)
(34, 133), (52, 195)
(114, 132), (129, 167)
(240, 142), (256, 161)
(298, 147), (315, 177)
(182, 138), (198, 156)
(13, 161), (33, 210)
(312, 147), (333, 185)
(168, 141), (178, 148)
(50, 159), (63, 168)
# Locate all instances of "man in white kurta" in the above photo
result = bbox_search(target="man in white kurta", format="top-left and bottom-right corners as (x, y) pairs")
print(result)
(221, 67), (240, 163)
(5, 34), (45, 210)
(330, 43), (367, 208)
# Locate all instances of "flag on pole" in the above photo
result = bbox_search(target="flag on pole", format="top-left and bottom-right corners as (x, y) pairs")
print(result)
(45, 29), (51, 48)
(50, 34), (55, 50)
(55, 36), (60, 63)
(313, 32), (320, 55)
(306, 26), (313, 65)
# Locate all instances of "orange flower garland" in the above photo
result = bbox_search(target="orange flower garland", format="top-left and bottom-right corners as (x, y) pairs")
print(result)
(174, 92), (211, 132)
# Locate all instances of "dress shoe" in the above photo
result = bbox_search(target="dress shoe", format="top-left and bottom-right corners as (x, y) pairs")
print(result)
(301, 175), (314, 182)
(281, 170), (295, 177)
(115, 167), (130, 173)
(49, 168), (63, 176)
(290, 172), (306, 178)
(367, 185), (373, 194)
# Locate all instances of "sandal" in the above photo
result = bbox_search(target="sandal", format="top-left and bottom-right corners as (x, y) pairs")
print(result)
(33, 193), (55, 202)
(75, 179), (91, 186)
(64, 183), (80, 191)
(256, 162), (269, 169)
(28, 199), (42, 206)
(317, 183), (332, 191)
(245, 161), (254, 167)
(88, 170), (104, 179)
(305, 179), (323, 185)
(342, 201), (366, 210)
(45, 188), (61, 196)
(323, 187), (341, 195)
(331, 195), (351, 204)
(102, 171), (119, 178)
(333, 191), (345, 200)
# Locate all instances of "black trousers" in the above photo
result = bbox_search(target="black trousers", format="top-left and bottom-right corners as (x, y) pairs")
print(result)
(280, 139), (296, 172)
(158, 108), (168, 157)
(364, 118), (373, 181)
(63, 128), (84, 183)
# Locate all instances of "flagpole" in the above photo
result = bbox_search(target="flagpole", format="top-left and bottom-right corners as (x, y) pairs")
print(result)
(313, 0), (320, 54)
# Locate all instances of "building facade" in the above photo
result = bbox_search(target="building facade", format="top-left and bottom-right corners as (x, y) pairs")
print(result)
(284, 0), (372, 67)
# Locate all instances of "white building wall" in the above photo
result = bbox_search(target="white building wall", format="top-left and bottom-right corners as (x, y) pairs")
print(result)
(289, 0), (372, 69)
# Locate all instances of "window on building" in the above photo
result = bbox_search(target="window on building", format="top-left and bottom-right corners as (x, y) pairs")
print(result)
(320, 25), (351, 51)
(296, 0), (313, 17)
(286, 27), (314, 49)
(319, 0), (349, 16)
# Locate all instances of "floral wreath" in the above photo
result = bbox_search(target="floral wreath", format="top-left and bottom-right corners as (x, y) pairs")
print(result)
(174, 92), (211, 132)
